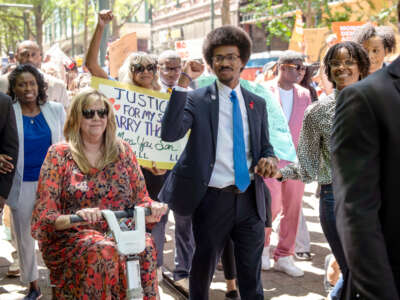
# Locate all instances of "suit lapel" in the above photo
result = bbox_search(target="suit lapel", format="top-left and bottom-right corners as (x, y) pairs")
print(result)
(241, 86), (257, 165)
(209, 82), (219, 150)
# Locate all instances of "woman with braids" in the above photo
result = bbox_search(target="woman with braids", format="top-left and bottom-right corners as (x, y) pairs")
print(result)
(352, 23), (396, 74)
(274, 41), (370, 300)
(6, 64), (66, 300)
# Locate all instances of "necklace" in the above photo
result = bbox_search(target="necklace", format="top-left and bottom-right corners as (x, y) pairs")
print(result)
(30, 118), (34, 124)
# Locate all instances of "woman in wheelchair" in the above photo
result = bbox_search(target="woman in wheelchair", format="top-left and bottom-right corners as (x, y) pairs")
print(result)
(31, 89), (167, 299)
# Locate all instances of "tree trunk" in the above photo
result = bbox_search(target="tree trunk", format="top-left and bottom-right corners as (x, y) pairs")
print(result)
(84, 0), (89, 53)
(304, 0), (313, 27)
(221, 0), (231, 25)
(34, 6), (43, 53)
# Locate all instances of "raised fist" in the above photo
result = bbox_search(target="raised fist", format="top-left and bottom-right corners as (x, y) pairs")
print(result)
(98, 10), (113, 27)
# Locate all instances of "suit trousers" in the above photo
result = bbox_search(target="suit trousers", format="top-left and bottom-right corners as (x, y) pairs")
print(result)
(142, 168), (167, 268)
(264, 178), (305, 260)
(11, 181), (39, 283)
(221, 239), (237, 280)
(151, 210), (169, 267)
(172, 211), (195, 281)
(189, 183), (265, 300)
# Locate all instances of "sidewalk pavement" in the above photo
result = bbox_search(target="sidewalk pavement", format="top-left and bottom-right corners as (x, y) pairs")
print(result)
(0, 182), (329, 299)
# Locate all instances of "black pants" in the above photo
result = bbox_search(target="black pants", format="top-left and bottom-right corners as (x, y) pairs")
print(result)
(189, 183), (265, 300)
(221, 239), (236, 280)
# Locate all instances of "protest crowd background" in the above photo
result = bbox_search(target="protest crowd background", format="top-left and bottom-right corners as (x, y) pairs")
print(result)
(1, 1), (400, 300)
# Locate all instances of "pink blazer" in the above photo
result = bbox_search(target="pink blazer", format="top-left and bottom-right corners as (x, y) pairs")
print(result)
(264, 79), (311, 167)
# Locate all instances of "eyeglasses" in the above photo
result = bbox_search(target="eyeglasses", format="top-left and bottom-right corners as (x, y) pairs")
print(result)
(131, 64), (157, 73)
(328, 60), (357, 68)
(211, 54), (240, 64)
(82, 108), (108, 119)
(283, 64), (307, 72)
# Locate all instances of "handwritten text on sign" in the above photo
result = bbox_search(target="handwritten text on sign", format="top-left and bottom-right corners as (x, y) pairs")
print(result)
(91, 77), (188, 170)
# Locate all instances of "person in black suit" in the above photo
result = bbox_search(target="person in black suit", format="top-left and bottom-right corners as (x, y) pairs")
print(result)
(159, 25), (278, 300)
(0, 92), (18, 212)
(331, 3), (400, 299)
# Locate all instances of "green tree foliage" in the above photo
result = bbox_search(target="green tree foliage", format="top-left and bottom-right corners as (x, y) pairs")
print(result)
(242, 0), (396, 45)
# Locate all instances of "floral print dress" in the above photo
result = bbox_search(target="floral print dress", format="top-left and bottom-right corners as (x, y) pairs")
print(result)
(31, 141), (158, 300)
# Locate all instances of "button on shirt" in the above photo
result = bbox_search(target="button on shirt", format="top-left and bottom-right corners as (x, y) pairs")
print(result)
(208, 81), (252, 188)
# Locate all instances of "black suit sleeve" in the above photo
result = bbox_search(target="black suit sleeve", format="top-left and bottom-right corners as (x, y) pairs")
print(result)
(331, 86), (400, 300)
(161, 90), (195, 142)
(260, 100), (275, 159)
(0, 93), (18, 199)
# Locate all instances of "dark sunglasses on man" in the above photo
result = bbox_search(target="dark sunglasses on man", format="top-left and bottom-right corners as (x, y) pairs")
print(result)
(283, 63), (306, 72)
(82, 108), (108, 119)
(131, 64), (157, 73)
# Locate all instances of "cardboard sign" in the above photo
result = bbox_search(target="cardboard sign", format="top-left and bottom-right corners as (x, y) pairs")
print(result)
(108, 32), (138, 78)
(303, 27), (330, 62)
(175, 38), (203, 60)
(332, 21), (366, 42)
(91, 77), (188, 170)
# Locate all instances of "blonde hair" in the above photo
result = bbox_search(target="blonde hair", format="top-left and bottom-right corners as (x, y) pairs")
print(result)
(64, 88), (121, 173)
(118, 52), (161, 91)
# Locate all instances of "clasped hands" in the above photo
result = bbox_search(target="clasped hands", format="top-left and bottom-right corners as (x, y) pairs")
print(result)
(254, 157), (281, 178)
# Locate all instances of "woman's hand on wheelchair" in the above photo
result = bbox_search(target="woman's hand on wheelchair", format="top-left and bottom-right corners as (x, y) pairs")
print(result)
(76, 207), (102, 223)
(146, 202), (168, 223)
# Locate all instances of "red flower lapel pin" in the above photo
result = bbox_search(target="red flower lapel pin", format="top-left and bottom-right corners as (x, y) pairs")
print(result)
(249, 101), (254, 110)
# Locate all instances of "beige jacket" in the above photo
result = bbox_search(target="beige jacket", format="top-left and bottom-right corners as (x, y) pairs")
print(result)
(0, 71), (69, 110)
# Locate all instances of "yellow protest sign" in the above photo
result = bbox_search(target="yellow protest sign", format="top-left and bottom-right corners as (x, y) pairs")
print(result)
(91, 77), (188, 170)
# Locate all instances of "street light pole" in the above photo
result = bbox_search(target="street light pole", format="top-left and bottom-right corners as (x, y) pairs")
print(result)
(211, 0), (214, 30)
(99, 0), (109, 67)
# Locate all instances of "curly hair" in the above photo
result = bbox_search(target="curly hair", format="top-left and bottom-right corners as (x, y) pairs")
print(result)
(323, 41), (370, 88)
(118, 52), (161, 91)
(202, 25), (252, 67)
(352, 23), (396, 53)
(8, 64), (48, 105)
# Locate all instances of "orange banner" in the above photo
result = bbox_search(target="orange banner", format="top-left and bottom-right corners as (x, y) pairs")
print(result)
(332, 21), (366, 42)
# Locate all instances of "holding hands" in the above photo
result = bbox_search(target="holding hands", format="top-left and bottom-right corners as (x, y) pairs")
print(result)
(254, 157), (279, 178)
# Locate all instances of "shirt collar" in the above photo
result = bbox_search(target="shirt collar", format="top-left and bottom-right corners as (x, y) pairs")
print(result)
(216, 80), (241, 97)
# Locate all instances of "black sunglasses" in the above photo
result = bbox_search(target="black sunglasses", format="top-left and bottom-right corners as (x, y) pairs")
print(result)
(131, 64), (157, 73)
(82, 108), (108, 119)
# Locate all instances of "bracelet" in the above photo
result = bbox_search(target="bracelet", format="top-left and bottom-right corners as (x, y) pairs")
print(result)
(181, 72), (193, 82)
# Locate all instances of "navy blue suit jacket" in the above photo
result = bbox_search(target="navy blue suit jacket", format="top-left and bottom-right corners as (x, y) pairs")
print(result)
(159, 82), (275, 226)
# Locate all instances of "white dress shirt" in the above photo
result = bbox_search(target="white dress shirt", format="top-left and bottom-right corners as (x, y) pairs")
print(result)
(174, 81), (253, 188)
(208, 81), (252, 188)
